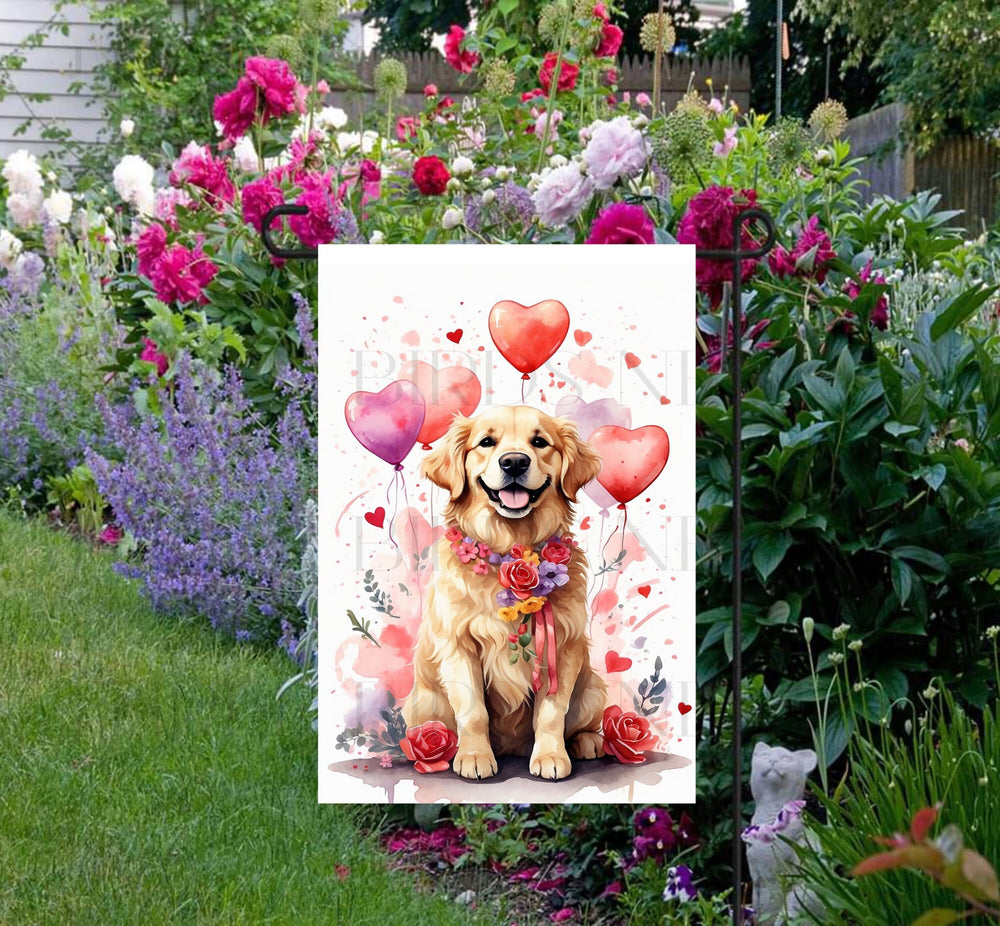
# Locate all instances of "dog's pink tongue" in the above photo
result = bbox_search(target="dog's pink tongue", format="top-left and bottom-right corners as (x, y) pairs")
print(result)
(499, 487), (529, 508)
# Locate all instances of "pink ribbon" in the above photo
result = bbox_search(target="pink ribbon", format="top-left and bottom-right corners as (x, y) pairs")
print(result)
(532, 600), (558, 696)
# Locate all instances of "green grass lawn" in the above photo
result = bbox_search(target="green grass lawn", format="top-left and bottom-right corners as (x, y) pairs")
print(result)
(0, 513), (477, 925)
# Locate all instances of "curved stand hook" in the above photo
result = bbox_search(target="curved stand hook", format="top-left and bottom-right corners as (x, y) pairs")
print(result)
(260, 205), (320, 260)
(694, 205), (776, 926)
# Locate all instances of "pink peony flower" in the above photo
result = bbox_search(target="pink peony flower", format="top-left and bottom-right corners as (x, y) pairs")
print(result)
(843, 259), (890, 330)
(636, 91), (652, 107)
(585, 202), (654, 244)
(444, 25), (480, 73)
(213, 56), (303, 140)
(532, 163), (594, 227)
(98, 525), (123, 545)
(593, 3), (609, 21)
(768, 214), (836, 283)
(423, 83), (438, 97)
(151, 243), (218, 305)
(139, 337), (169, 376)
(169, 143), (235, 206)
(396, 115), (420, 142)
(240, 176), (285, 232)
(676, 185), (760, 306)
(583, 115), (649, 190)
(136, 222), (167, 278)
(154, 187), (193, 228)
(708, 97), (725, 115)
(289, 185), (342, 247)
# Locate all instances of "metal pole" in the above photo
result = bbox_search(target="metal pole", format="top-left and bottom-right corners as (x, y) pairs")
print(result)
(698, 208), (776, 926)
(775, 0), (783, 119)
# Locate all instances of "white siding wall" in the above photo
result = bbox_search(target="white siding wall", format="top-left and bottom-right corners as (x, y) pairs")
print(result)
(0, 0), (113, 158)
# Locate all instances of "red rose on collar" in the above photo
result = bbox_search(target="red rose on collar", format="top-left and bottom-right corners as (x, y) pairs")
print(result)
(603, 705), (657, 764)
(541, 539), (572, 565)
(399, 721), (459, 773)
(499, 559), (539, 599)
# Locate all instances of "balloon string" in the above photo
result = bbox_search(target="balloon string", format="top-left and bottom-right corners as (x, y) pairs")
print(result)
(398, 468), (425, 617)
(521, 376), (527, 403)
(386, 467), (402, 558)
(619, 503), (628, 562)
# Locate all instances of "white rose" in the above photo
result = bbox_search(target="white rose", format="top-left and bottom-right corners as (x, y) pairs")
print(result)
(120, 118), (135, 138)
(43, 189), (73, 224)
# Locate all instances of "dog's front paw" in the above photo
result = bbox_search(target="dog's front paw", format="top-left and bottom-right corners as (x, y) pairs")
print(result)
(453, 749), (498, 780)
(529, 747), (572, 781)
(568, 731), (603, 760)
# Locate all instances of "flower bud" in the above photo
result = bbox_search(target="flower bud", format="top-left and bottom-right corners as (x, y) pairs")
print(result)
(450, 155), (474, 177)
(481, 189), (496, 206)
(120, 118), (135, 138)
(369, 229), (385, 244)
(441, 206), (465, 230)
(802, 617), (814, 644)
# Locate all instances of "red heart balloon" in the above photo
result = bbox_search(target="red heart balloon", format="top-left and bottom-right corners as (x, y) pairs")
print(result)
(488, 299), (570, 376)
(678, 702), (692, 715)
(589, 425), (670, 505)
(399, 360), (482, 447)
(364, 507), (386, 528)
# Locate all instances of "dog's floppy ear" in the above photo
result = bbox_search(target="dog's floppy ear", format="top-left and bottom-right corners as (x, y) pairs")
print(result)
(421, 415), (473, 500)
(555, 416), (603, 502)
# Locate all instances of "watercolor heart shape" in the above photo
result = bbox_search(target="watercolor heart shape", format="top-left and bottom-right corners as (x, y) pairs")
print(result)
(624, 352), (641, 369)
(364, 507), (386, 528)
(399, 360), (482, 448)
(446, 328), (463, 343)
(344, 380), (426, 466)
(574, 329), (593, 346)
(589, 425), (670, 505)
(605, 651), (633, 673)
(637, 584), (651, 598)
(678, 702), (692, 715)
(488, 299), (570, 376)
(579, 516), (592, 530)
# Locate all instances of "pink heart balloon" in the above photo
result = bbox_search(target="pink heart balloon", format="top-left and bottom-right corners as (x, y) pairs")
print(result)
(344, 381), (426, 467)
(489, 299), (570, 377)
(399, 360), (482, 448)
(589, 425), (670, 505)
(555, 396), (632, 511)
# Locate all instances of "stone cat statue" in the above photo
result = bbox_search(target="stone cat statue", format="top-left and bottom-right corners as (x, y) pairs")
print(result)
(744, 742), (824, 925)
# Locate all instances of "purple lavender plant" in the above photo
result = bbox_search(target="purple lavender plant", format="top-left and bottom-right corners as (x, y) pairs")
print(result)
(86, 352), (316, 639)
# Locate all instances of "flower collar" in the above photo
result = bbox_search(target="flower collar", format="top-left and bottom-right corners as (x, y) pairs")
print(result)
(445, 527), (577, 695)
(740, 799), (806, 845)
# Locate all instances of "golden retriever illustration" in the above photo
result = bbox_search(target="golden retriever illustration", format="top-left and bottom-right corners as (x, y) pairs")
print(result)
(403, 405), (607, 780)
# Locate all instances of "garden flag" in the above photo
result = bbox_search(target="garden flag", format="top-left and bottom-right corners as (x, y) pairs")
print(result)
(318, 246), (696, 803)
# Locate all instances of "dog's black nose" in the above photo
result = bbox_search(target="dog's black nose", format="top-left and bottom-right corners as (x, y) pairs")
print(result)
(498, 452), (530, 477)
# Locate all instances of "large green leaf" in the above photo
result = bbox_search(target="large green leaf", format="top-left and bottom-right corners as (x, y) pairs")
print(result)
(753, 532), (793, 581)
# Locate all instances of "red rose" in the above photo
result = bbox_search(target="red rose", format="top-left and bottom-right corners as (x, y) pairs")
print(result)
(521, 88), (546, 103)
(412, 156), (450, 196)
(444, 25), (480, 74)
(541, 540), (572, 566)
(538, 53), (579, 93)
(602, 705), (657, 764)
(595, 22), (623, 58)
(499, 559), (540, 599)
(399, 721), (459, 773)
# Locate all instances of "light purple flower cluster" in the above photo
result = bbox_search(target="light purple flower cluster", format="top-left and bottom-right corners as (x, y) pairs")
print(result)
(0, 289), (104, 499)
(86, 354), (316, 639)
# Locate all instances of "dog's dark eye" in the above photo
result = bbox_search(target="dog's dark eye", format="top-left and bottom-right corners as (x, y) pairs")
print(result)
(530, 436), (549, 448)
(478, 436), (496, 448)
